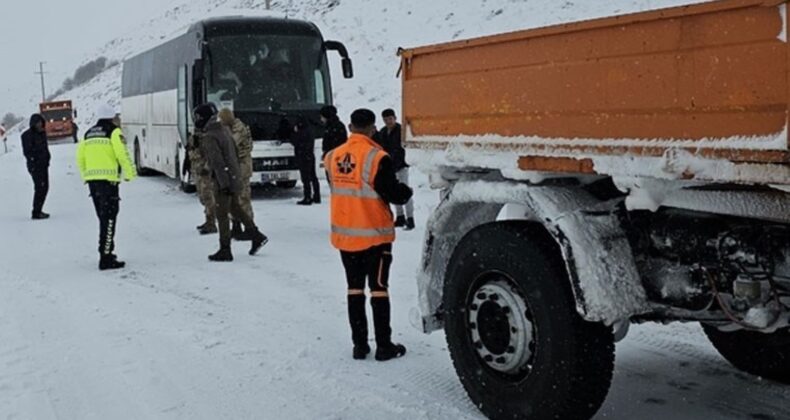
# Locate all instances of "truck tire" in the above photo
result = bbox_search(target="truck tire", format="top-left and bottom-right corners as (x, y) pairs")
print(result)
(702, 324), (790, 384)
(443, 222), (615, 420)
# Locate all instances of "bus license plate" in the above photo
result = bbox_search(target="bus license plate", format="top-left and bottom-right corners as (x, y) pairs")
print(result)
(262, 172), (290, 182)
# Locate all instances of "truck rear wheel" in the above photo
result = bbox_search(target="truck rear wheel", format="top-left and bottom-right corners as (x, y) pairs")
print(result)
(702, 324), (790, 384)
(443, 222), (614, 420)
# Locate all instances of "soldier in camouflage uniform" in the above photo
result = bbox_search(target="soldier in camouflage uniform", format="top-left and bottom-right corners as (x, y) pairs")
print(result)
(188, 130), (218, 235)
(219, 108), (255, 240)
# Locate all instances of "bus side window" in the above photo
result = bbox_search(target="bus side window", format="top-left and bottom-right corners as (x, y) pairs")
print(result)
(314, 70), (325, 104)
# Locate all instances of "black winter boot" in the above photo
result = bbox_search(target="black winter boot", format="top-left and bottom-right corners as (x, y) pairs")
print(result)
(353, 344), (371, 360)
(99, 255), (126, 271)
(296, 198), (312, 206)
(32, 211), (50, 220)
(348, 294), (369, 359)
(249, 230), (269, 255)
(375, 343), (407, 361)
(199, 224), (218, 235)
(394, 215), (406, 228)
(405, 217), (415, 231)
(209, 247), (233, 262)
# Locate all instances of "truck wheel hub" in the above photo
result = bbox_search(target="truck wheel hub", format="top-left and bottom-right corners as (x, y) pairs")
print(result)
(468, 277), (533, 375)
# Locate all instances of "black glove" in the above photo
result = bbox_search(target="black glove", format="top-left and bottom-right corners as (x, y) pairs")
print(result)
(199, 168), (210, 177)
(219, 187), (233, 196)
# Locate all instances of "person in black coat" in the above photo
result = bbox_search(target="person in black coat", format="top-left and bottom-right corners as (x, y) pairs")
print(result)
(21, 114), (51, 219)
(374, 109), (414, 230)
(320, 105), (347, 158)
(290, 117), (321, 205)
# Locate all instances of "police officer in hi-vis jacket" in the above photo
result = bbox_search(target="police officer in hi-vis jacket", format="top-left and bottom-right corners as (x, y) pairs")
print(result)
(76, 104), (137, 270)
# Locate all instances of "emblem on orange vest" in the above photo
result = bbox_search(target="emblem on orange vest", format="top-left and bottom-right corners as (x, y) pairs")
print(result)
(338, 153), (356, 174)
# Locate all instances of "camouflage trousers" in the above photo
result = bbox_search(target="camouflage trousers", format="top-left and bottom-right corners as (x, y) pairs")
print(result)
(231, 175), (254, 223)
(197, 174), (216, 226)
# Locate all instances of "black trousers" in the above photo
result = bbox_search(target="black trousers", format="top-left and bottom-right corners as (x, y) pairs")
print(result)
(214, 186), (257, 249)
(88, 181), (120, 257)
(29, 167), (49, 214)
(340, 243), (393, 347)
(299, 161), (320, 201)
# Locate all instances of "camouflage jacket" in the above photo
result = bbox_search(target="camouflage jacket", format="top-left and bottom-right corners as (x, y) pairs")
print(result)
(188, 133), (209, 175)
(230, 119), (253, 160)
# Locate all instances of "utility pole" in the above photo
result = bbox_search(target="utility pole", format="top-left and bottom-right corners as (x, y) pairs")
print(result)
(34, 61), (48, 102)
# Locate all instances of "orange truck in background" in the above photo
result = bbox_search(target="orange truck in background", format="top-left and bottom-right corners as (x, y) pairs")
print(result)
(39, 100), (77, 141)
(402, 1), (790, 419)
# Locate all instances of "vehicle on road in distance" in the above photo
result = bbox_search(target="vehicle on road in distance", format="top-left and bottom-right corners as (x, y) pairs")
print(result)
(40, 100), (77, 142)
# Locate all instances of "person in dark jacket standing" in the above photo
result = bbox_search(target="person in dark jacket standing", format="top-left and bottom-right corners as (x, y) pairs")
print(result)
(193, 103), (268, 262)
(290, 117), (320, 205)
(21, 114), (51, 220)
(375, 109), (414, 230)
(320, 105), (347, 158)
(325, 108), (413, 361)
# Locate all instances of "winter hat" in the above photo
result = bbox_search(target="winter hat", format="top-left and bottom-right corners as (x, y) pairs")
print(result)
(320, 105), (338, 119)
(96, 103), (117, 120)
(29, 113), (45, 128)
(193, 103), (218, 129)
(350, 109), (375, 128)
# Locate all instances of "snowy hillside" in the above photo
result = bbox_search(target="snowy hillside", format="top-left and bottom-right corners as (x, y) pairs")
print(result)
(50, 0), (709, 130)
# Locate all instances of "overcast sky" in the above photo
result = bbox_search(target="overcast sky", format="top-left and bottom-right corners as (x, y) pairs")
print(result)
(0, 0), (180, 119)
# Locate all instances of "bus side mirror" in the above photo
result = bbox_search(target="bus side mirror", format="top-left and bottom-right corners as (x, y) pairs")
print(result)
(325, 41), (353, 79)
(341, 58), (354, 79)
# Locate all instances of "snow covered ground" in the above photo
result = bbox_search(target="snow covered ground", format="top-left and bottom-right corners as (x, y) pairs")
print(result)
(1, 142), (790, 419)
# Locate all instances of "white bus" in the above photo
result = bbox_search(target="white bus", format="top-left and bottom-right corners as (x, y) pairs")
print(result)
(121, 16), (353, 190)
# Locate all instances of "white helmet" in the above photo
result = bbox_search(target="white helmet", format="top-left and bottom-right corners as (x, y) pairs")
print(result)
(96, 103), (118, 120)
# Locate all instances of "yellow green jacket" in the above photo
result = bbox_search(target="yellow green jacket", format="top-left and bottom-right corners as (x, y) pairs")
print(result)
(76, 122), (137, 182)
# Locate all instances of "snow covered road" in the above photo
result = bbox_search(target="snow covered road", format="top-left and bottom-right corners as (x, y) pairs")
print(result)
(1, 143), (789, 420)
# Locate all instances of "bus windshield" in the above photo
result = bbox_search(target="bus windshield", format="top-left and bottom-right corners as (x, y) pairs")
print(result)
(205, 34), (331, 112)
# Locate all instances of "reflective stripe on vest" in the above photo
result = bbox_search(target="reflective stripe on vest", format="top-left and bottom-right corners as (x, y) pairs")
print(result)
(331, 225), (395, 237)
(83, 169), (118, 177)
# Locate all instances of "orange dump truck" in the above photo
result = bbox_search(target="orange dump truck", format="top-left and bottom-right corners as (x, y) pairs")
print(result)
(402, 1), (790, 419)
(39, 100), (77, 141)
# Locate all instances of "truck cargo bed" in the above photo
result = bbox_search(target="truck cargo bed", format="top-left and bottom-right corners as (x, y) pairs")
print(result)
(401, 0), (789, 185)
